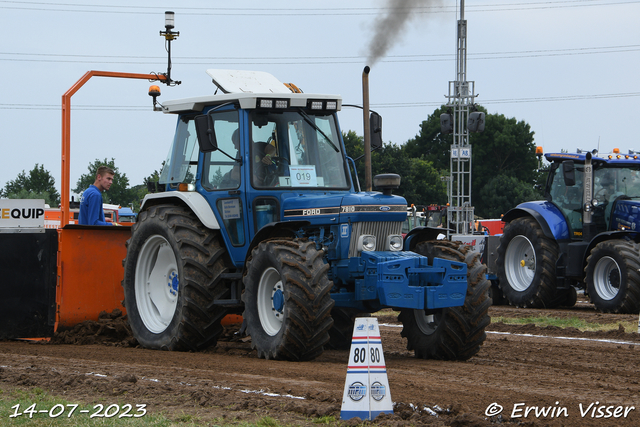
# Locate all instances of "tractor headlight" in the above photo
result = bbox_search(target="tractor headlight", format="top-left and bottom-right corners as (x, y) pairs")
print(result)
(585, 199), (598, 212)
(386, 235), (403, 251)
(357, 235), (377, 252)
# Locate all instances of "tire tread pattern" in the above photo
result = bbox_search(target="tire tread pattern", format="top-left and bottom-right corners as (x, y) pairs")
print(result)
(496, 217), (560, 308)
(585, 240), (640, 314)
(399, 240), (491, 360)
(123, 204), (230, 351)
(242, 239), (335, 361)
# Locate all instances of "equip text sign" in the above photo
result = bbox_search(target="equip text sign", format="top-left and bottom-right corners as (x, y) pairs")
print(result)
(0, 199), (45, 229)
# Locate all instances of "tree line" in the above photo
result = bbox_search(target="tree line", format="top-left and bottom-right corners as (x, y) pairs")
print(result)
(1, 106), (544, 218)
(346, 105), (545, 218)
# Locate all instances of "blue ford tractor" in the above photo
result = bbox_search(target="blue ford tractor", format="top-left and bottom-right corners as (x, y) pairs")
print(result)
(496, 149), (640, 313)
(122, 70), (490, 361)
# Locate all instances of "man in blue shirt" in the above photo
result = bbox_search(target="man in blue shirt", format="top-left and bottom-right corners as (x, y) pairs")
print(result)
(78, 166), (115, 226)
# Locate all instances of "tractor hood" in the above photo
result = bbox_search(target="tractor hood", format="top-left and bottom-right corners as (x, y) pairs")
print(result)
(610, 198), (640, 231)
(281, 192), (407, 224)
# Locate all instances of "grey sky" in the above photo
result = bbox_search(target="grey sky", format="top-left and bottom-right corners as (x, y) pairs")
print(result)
(2, 0), (639, 197)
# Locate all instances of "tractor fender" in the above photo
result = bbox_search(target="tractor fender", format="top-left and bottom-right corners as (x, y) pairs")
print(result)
(403, 226), (449, 251)
(140, 192), (220, 230)
(502, 201), (570, 241)
(584, 230), (640, 260)
(245, 220), (311, 264)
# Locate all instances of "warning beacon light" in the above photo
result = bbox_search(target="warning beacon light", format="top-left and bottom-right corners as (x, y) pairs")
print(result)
(149, 85), (163, 111)
(164, 11), (175, 30)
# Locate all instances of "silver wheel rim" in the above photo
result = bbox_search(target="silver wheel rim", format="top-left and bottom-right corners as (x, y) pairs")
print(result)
(505, 235), (536, 292)
(593, 256), (621, 301)
(413, 309), (438, 336)
(134, 235), (179, 334)
(257, 267), (285, 336)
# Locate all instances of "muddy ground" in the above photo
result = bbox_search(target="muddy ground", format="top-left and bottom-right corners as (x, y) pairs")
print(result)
(1, 298), (639, 426)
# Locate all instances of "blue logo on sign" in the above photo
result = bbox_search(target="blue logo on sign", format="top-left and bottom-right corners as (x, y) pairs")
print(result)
(380, 206), (390, 211)
(341, 224), (349, 238)
(356, 324), (365, 331)
(348, 382), (367, 401)
(371, 382), (386, 401)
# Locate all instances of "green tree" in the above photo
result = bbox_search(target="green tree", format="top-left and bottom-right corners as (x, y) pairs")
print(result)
(403, 105), (453, 172)
(0, 164), (60, 206)
(342, 131), (447, 205)
(479, 174), (540, 218)
(404, 106), (542, 217)
(73, 158), (133, 206)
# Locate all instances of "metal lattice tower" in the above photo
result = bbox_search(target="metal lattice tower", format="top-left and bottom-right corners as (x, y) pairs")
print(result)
(445, 0), (477, 235)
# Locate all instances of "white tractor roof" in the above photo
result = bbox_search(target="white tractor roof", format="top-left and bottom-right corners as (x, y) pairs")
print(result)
(162, 69), (342, 113)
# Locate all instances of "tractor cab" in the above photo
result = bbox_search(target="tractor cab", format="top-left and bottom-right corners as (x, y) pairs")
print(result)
(545, 151), (640, 239)
(153, 70), (356, 267)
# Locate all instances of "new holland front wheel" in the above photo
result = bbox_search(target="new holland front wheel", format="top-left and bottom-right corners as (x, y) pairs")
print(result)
(242, 239), (334, 361)
(399, 240), (491, 360)
(496, 217), (560, 308)
(585, 240), (640, 314)
(122, 204), (230, 351)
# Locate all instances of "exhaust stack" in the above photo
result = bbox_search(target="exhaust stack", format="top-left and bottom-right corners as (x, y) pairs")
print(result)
(363, 66), (372, 192)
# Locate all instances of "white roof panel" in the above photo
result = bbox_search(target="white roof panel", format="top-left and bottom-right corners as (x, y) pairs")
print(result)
(206, 69), (292, 94)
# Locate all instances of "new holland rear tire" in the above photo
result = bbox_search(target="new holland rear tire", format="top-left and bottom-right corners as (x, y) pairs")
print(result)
(585, 240), (640, 314)
(496, 217), (560, 308)
(122, 204), (230, 351)
(398, 240), (491, 360)
(242, 239), (334, 360)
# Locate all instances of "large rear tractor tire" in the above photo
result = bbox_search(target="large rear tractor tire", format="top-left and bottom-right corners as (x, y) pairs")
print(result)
(399, 240), (491, 360)
(327, 308), (366, 350)
(585, 240), (640, 314)
(242, 239), (334, 360)
(496, 217), (560, 308)
(122, 204), (230, 351)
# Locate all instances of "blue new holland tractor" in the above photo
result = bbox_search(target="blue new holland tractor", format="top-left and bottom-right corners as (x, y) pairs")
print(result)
(496, 149), (640, 313)
(122, 70), (490, 361)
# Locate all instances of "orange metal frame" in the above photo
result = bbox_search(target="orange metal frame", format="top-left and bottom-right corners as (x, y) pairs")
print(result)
(55, 71), (166, 331)
(60, 71), (166, 227)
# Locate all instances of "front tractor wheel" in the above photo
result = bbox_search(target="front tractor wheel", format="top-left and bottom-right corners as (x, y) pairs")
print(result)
(585, 240), (640, 313)
(242, 239), (334, 361)
(122, 204), (230, 351)
(496, 217), (560, 308)
(399, 240), (491, 360)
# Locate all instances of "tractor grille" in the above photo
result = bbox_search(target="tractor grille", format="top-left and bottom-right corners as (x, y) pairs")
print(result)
(348, 221), (403, 257)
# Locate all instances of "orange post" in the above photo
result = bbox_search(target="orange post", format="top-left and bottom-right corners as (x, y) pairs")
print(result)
(60, 71), (166, 227)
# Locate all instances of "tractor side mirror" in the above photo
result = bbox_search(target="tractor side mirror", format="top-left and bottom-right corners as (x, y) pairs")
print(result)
(194, 114), (218, 152)
(370, 112), (382, 150)
(468, 112), (485, 132)
(562, 160), (576, 187)
(440, 114), (452, 134)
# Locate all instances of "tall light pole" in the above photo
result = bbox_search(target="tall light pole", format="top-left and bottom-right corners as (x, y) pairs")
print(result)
(443, 0), (482, 236)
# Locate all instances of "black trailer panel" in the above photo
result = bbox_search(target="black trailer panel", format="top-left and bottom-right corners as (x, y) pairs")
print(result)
(0, 229), (57, 339)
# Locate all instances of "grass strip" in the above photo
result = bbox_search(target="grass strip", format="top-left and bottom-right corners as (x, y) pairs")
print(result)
(492, 315), (637, 333)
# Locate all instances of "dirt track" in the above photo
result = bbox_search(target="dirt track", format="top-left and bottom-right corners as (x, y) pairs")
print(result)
(1, 299), (639, 426)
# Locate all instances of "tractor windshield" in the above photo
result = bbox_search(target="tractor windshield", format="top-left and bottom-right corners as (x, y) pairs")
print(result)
(249, 110), (349, 189)
(594, 165), (640, 201)
(159, 116), (199, 186)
